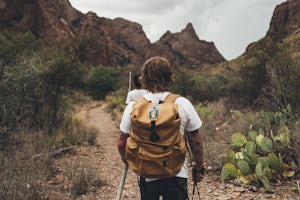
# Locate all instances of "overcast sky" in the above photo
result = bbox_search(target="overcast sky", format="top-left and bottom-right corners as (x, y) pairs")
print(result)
(68, 0), (286, 60)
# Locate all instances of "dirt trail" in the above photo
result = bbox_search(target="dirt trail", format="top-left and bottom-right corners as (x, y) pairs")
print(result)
(53, 100), (299, 200)
(85, 102), (139, 199)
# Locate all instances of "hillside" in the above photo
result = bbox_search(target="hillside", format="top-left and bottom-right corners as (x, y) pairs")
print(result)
(197, 0), (300, 113)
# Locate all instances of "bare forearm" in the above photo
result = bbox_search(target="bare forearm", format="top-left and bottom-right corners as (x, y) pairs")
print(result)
(117, 132), (129, 163)
(187, 129), (204, 169)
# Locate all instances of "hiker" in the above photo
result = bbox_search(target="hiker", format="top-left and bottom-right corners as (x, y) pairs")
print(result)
(125, 73), (147, 104)
(117, 56), (204, 200)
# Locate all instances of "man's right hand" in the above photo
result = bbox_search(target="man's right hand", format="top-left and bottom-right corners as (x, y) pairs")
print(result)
(192, 165), (205, 183)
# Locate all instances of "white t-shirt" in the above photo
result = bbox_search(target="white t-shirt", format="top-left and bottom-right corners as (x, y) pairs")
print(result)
(120, 92), (202, 181)
(125, 89), (148, 104)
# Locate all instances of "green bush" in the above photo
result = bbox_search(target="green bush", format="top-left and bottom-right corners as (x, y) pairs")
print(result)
(173, 68), (195, 97)
(87, 65), (120, 99)
(0, 31), (47, 140)
(0, 29), (89, 138)
(231, 59), (268, 106)
(105, 89), (127, 122)
(188, 74), (227, 101)
(267, 50), (300, 113)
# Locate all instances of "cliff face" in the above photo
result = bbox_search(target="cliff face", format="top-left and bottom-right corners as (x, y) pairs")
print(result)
(246, 0), (300, 53)
(0, 0), (81, 44)
(267, 0), (300, 41)
(0, 0), (225, 68)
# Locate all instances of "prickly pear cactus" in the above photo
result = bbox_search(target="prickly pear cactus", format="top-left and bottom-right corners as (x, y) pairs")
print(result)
(245, 141), (255, 154)
(221, 125), (295, 190)
(231, 132), (247, 147)
(274, 125), (290, 147)
(221, 163), (237, 180)
(267, 153), (280, 171)
(259, 137), (273, 153)
(248, 130), (257, 142)
(237, 160), (251, 175)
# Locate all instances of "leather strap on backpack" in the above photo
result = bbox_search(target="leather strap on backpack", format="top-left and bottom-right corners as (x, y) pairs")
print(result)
(163, 93), (180, 103)
(134, 93), (179, 104)
(134, 96), (148, 104)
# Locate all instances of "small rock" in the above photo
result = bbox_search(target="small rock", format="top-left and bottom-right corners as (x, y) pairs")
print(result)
(265, 188), (275, 194)
(235, 187), (247, 193)
(206, 189), (213, 193)
(249, 185), (258, 192)
(232, 192), (241, 198)
(233, 178), (242, 186)
(266, 194), (276, 198)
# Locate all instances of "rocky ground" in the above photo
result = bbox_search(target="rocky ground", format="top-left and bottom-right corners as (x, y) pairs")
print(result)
(48, 101), (300, 200)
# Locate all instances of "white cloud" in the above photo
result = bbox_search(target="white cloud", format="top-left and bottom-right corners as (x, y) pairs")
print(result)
(69, 0), (286, 60)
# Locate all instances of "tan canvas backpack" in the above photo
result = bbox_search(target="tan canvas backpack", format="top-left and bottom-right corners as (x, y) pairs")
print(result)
(125, 93), (186, 178)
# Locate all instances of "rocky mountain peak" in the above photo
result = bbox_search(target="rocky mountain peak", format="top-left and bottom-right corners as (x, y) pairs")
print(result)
(246, 0), (300, 54)
(182, 23), (199, 39)
(151, 23), (225, 68)
(267, 0), (300, 41)
(0, 0), (225, 68)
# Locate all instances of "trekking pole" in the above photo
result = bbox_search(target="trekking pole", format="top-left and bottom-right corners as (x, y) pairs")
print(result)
(128, 71), (132, 92)
(116, 163), (129, 200)
(191, 182), (201, 200)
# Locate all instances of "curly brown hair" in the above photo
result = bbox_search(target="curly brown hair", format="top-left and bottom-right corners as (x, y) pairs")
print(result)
(140, 56), (174, 93)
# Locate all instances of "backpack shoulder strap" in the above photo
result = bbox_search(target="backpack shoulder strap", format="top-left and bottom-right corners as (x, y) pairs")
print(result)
(133, 96), (148, 104)
(163, 93), (180, 103)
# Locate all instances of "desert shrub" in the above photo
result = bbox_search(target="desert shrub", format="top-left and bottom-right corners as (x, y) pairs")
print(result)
(65, 162), (102, 198)
(231, 59), (268, 106)
(194, 99), (230, 168)
(233, 45), (300, 114)
(105, 89), (127, 123)
(189, 74), (227, 102)
(0, 32), (48, 145)
(173, 68), (195, 97)
(221, 107), (298, 190)
(265, 50), (300, 113)
(60, 119), (99, 147)
(36, 120), (98, 152)
(87, 65), (120, 99)
(0, 31), (90, 150)
(39, 55), (87, 131)
(0, 31), (41, 71)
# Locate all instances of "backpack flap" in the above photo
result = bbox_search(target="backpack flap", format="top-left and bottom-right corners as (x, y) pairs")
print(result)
(130, 96), (181, 146)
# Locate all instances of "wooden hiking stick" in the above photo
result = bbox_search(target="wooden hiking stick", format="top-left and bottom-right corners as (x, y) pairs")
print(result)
(116, 163), (129, 200)
(128, 71), (132, 92)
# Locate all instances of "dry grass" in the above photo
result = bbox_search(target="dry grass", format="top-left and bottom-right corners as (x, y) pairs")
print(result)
(0, 104), (101, 199)
(64, 161), (103, 198)
(0, 131), (51, 199)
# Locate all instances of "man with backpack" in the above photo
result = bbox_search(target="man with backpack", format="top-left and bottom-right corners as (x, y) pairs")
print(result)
(117, 56), (204, 200)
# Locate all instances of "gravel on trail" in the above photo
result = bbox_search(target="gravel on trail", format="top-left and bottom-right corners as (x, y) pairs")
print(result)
(50, 101), (299, 200)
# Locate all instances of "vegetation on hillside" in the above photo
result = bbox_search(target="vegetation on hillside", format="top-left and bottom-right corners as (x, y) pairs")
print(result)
(0, 24), (299, 197)
(0, 29), (121, 198)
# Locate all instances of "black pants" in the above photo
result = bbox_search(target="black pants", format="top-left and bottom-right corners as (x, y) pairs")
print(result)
(139, 177), (188, 200)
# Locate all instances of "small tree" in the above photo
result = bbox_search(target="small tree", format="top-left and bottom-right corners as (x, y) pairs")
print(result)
(87, 65), (120, 99)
